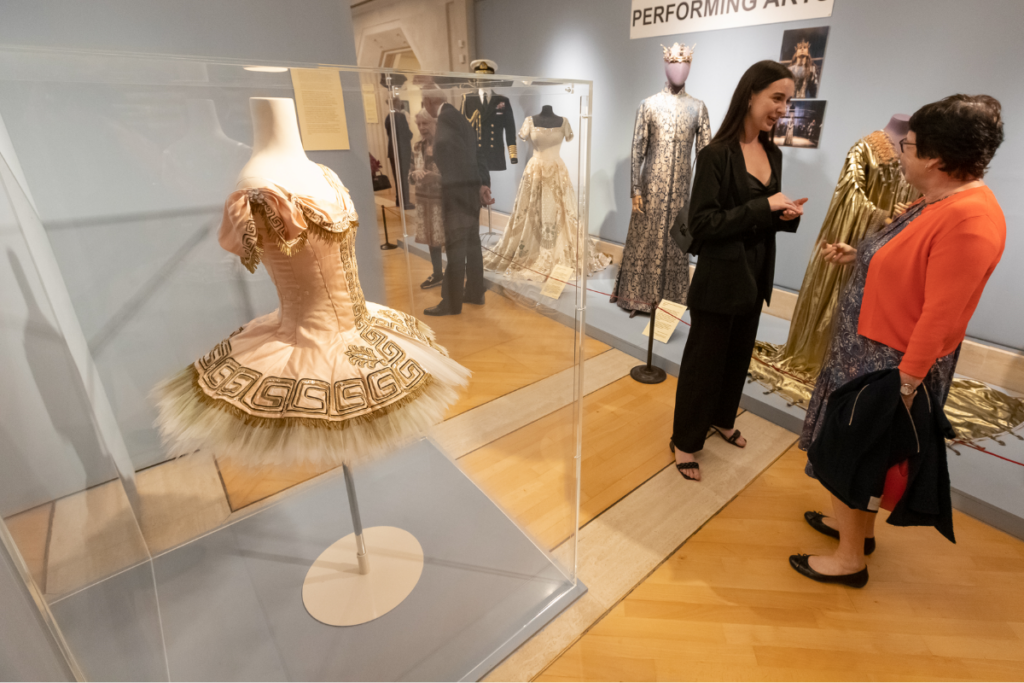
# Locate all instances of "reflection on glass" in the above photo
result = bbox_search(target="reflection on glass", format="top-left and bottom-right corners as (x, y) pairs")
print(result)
(0, 47), (591, 680)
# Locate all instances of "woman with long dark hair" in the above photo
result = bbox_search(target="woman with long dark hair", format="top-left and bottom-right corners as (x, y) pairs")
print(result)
(670, 61), (806, 481)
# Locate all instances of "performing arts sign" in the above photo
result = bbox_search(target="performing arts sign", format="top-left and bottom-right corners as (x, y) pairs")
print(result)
(630, 0), (834, 39)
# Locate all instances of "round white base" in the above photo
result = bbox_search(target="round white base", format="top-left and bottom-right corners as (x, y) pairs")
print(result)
(302, 526), (424, 627)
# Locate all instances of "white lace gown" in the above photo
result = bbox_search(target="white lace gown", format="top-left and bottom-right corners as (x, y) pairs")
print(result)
(483, 117), (610, 281)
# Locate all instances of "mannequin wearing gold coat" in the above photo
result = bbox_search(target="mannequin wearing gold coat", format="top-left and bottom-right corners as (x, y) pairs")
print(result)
(756, 128), (917, 381)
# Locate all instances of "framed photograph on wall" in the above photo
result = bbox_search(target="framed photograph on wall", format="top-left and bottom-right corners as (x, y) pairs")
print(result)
(773, 100), (827, 149)
(779, 26), (830, 98)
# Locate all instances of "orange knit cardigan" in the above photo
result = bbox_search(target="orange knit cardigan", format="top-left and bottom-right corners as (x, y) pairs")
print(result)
(858, 186), (1006, 379)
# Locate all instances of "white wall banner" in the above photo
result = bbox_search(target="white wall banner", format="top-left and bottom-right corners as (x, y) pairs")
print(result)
(630, 0), (834, 39)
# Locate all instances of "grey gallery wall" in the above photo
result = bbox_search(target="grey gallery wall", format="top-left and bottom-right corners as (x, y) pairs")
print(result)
(476, 0), (1023, 351)
(0, 0), (379, 493)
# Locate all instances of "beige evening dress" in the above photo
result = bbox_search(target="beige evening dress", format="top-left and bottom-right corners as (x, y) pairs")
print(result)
(483, 117), (610, 281)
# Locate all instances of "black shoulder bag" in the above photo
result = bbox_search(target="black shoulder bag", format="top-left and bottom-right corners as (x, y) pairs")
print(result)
(669, 208), (695, 255)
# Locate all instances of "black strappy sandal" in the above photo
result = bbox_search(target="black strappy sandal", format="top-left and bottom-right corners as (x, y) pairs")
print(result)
(669, 440), (700, 481)
(710, 426), (746, 448)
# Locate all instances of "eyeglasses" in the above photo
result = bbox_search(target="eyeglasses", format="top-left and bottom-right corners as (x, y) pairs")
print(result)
(899, 138), (917, 154)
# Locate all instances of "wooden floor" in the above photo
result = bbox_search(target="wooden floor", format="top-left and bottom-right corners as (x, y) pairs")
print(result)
(460, 374), (678, 550)
(6, 199), (1024, 682)
(537, 446), (1024, 682)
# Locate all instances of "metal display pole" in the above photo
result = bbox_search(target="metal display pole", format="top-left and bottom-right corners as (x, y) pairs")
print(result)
(343, 463), (370, 575)
(302, 462), (424, 626)
(380, 205), (398, 250)
(630, 304), (667, 384)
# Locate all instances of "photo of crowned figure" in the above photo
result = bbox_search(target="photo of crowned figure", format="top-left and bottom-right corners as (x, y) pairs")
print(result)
(779, 27), (830, 98)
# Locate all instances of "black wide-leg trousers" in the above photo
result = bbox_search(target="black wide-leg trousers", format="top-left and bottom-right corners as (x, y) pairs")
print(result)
(672, 308), (762, 453)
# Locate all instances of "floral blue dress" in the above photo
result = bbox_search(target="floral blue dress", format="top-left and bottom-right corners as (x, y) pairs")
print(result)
(800, 202), (960, 454)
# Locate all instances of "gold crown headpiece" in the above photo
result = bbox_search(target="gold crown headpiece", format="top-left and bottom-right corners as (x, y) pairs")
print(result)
(793, 40), (812, 58)
(661, 42), (695, 64)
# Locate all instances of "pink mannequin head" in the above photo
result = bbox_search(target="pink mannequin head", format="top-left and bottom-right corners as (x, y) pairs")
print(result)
(661, 43), (694, 90)
(665, 61), (690, 87)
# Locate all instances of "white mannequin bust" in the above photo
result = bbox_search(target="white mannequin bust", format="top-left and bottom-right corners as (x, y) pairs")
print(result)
(236, 97), (334, 198)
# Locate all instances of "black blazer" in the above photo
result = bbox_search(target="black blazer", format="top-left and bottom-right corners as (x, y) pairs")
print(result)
(434, 103), (491, 233)
(686, 138), (799, 315)
(462, 93), (518, 171)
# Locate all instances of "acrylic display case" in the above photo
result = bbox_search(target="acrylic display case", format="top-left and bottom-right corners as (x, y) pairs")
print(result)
(0, 46), (594, 681)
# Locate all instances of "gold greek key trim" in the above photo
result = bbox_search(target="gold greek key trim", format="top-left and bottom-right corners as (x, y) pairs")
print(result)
(189, 364), (434, 431)
(193, 318), (431, 427)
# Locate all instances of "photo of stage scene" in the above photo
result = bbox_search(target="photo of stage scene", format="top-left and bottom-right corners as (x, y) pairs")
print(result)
(779, 26), (830, 98)
(773, 99), (827, 149)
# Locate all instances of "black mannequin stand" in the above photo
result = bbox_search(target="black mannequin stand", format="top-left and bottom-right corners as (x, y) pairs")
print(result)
(380, 205), (398, 250)
(532, 105), (563, 129)
(630, 305), (667, 384)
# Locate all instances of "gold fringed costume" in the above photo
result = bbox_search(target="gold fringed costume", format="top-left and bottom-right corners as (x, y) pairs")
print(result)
(750, 132), (1024, 441)
(764, 132), (919, 377)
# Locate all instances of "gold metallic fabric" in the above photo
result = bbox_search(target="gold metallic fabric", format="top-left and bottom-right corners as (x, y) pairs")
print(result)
(769, 132), (919, 378)
(752, 341), (1024, 442)
(749, 132), (1024, 442)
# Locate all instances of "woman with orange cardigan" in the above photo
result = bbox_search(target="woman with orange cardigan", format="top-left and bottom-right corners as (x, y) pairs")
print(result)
(791, 95), (1006, 587)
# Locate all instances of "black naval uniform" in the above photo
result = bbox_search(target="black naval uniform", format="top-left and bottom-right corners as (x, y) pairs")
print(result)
(461, 93), (518, 171)
(433, 102), (491, 314)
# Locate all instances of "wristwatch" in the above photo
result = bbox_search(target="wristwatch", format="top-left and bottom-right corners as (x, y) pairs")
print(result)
(900, 383), (916, 396)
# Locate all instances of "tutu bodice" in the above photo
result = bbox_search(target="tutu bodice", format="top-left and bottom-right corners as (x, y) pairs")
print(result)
(154, 165), (470, 468)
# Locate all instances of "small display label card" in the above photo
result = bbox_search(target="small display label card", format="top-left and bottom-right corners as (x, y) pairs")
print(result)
(642, 299), (687, 343)
(540, 265), (575, 299)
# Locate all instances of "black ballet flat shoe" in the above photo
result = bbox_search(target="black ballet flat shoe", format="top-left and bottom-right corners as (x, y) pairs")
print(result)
(789, 554), (869, 588)
(804, 511), (876, 555)
(423, 304), (457, 317)
(669, 440), (700, 481)
(710, 426), (745, 448)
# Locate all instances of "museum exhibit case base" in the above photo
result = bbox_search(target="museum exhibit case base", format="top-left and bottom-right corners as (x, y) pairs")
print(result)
(303, 525), (425, 627)
(49, 441), (586, 681)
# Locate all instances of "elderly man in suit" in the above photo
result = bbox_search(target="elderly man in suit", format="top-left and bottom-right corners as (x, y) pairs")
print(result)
(421, 89), (494, 316)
